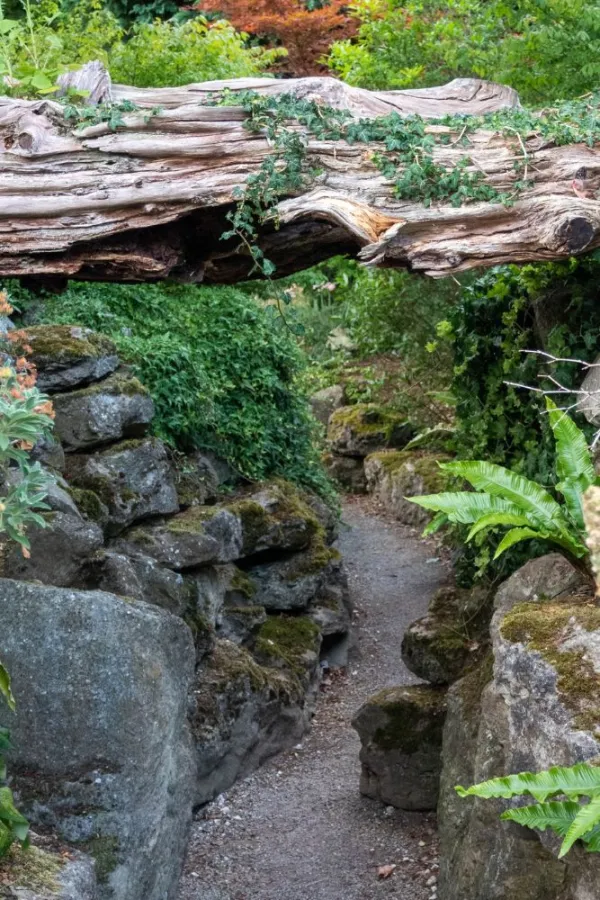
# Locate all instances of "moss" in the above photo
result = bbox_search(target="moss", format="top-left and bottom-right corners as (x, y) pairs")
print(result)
(329, 403), (410, 442)
(229, 567), (257, 599)
(62, 371), (149, 400)
(367, 449), (452, 494)
(68, 473), (114, 508)
(0, 844), (63, 893)
(370, 685), (447, 753)
(166, 505), (219, 536)
(99, 438), (147, 455)
(17, 325), (117, 362)
(226, 605), (265, 617)
(78, 835), (119, 884)
(230, 480), (322, 554)
(501, 598), (600, 732)
(254, 615), (321, 677)
(67, 487), (107, 523)
(283, 538), (340, 581)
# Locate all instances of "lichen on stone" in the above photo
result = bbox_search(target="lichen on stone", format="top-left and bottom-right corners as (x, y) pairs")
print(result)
(67, 487), (107, 523)
(500, 598), (600, 732)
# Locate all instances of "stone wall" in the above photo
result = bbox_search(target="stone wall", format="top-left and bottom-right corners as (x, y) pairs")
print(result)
(0, 325), (352, 899)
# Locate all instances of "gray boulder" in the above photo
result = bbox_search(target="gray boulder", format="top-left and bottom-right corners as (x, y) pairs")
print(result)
(21, 325), (119, 394)
(352, 685), (447, 811)
(1, 579), (196, 900)
(246, 545), (343, 611)
(218, 605), (267, 645)
(322, 453), (367, 494)
(173, 451), (220, 508)
(84, 550), (191, 617)
(1, 512), (103, 587)
(52, 371), (154, 451)
(30, 434), (65, 472)
(235, 482), (321, 558)
(113, 507), (243, 570)
(438, 554), (600, 900)
(327, 404), (414, 458)
(192, 629), (320, 805)
(65, 438), (179, 534)
(310, 384), (345, 426)
(364, 450), (452, 528)
(401, 585), (492, 685)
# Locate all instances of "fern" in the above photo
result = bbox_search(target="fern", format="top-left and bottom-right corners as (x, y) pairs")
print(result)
(408, 398), (594, 567)
(457, 763), (600, 858)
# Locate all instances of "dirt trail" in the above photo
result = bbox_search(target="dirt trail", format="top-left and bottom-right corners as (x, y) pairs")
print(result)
(178, 497), (449, 900)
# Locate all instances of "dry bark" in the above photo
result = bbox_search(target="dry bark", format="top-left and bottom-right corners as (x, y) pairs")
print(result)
(0, 63), (598, 284)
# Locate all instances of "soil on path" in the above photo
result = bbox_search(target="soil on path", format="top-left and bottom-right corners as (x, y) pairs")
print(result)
(178, 496), (450, 900)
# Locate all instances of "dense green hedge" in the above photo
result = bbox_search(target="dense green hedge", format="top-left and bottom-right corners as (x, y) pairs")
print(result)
(11, 281), (332, 498)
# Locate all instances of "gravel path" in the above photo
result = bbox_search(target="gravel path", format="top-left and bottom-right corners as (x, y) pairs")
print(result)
(178, 496), (449, 900)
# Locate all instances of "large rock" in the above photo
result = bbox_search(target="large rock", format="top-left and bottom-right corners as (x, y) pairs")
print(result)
(352, 685), (447, 811)
(322, 453), (367, 494)
(112, 506), (243, 570)
(310, 384), (345, 426)
(52, 371), (154, 451)
(327, 404), (414, 458)
(18, 325), (119, 394)
(191, 627), (321, 805)
(365, 450), (452, 527)
(1, 579), (196, 900)
(173, 451), (220, 508)
(233, 482), (321, 558)
(401, 585), (492, 685)
(493, 551), (586, 615)
(65, 438), (179, 534)
(1, 512), (103, 587)
(84, 550), (191, 617)
(438, 554), (600, 900)
(246, 543), (343, 611)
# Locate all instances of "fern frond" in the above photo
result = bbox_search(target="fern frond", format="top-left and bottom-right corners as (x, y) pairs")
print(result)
(501, 800), (580, 837)
(422, 511), (448, 536)
(456, 763), (600, 803)
(493, 527), (551, 559)
(466, 512), (532, 542)
(560, 795), (600, 857)
(407, 491), (524, 525)
(546, 397), (595, 487)
(441, 460), (570, 533)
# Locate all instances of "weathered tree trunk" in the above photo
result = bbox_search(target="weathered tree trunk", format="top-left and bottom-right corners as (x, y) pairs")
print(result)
(0, 65), (598, 283)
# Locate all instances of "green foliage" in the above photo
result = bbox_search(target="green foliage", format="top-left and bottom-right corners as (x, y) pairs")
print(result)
(409, 400), (595, 570)
(108, 16), (281, 87)
(328, 0), (600, 105)
(457, 762), (600, 858)
(24, 280), (332, 499)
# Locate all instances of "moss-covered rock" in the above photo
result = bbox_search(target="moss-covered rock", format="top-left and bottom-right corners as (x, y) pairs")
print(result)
(352, 685), (447, 810)
(327, 404), (414, 458)
(322, 452), (367, 494)
(52, 369), (154, 451)
(253, 615), (321, 681)
(230, 480), (322, 558)
(14, 324), (119, 394)
(191, 637), (319, 805)
(65, 438), (178, 535)
(402, 585), (493, 685)
(0, 842), (97, 899)
(364, 449), (453, 527)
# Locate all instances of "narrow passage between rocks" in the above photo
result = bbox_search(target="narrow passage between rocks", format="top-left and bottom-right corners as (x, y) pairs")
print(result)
(178, 497), (449, 900)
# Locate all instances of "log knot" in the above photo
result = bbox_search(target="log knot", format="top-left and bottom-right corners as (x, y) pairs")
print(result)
(555, 216), (596, 254)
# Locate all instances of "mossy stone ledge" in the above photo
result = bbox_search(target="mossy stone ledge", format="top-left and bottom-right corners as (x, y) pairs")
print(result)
(327, 404), (415, 458)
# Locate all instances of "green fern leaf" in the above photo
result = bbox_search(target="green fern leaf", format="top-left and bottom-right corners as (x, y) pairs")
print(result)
(493, 527), (551, 559)
(456, 763), (600, 803)
(441, 460), (570, 533)
(466, 512), (532, 541)
(560, 795), (600, 857)
(422, 512), (448, 536)
(407, 491), (524, 525)
(546, 397), (595, 487)
(501, 800), (580, 837)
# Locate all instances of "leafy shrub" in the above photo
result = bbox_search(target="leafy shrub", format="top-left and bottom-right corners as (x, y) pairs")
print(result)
(410, 399), (595, 578)
(328, 0), (600, 105)
(23, 281), (332, 498)
(109, 16), (281, 86)
(457, 763), (600, 858)
(438, 258), (600, 583)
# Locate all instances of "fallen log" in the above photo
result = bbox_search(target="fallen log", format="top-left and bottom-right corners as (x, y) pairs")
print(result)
(0, 63), (599, 284)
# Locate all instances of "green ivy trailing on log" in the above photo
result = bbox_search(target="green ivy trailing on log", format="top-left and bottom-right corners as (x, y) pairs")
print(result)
(215, 89), (600, 281)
